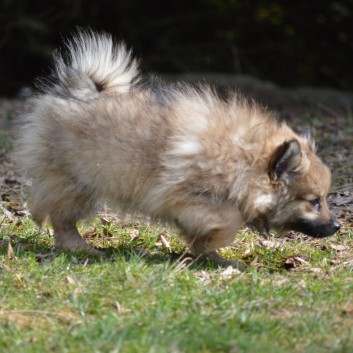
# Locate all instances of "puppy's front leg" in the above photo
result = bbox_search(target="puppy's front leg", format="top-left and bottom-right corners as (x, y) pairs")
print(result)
(190, 229), (247, 271)
(173, 200), (246, 270)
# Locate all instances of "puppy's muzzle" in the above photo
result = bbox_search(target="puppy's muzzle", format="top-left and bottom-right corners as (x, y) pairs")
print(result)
(293, 217), (341, 238)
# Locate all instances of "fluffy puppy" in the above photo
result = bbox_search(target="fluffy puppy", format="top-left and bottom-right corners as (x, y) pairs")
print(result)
(14, 30), (340, 267)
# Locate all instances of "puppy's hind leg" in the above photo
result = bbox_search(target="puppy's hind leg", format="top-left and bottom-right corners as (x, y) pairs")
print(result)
(49, 192), (103, 255)
(50, 216), (101, 254)
(32, 181), (102, 255)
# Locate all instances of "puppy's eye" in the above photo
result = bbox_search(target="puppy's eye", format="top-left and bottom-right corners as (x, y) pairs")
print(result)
(309, 198), (320, 209)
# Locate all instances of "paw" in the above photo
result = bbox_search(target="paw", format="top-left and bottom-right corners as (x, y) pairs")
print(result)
(206, 251), (247, 271)
(55, 238), (105, 256)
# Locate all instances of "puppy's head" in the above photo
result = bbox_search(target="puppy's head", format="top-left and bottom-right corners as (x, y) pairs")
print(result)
(255, 132), (340, 237)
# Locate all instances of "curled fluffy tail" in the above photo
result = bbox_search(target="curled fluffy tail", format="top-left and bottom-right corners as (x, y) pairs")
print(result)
(49, 29), (140, 99)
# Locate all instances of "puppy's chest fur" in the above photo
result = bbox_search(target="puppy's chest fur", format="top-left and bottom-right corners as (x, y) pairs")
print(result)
(157, 101), (275, 204)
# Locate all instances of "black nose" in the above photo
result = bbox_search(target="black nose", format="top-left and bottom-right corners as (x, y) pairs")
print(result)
(333, 220), (341, 231)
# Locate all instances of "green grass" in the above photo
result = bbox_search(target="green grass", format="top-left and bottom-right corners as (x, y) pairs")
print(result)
(1, 213), (353, 353)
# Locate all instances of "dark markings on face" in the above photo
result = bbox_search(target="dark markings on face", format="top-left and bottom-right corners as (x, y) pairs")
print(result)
(289, 217), (340, 238)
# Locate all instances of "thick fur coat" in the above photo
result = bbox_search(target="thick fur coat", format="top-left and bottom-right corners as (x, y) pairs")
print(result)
(14, 30), (340, 266)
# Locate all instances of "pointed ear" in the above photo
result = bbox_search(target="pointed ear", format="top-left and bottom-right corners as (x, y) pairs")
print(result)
(294, 127), (315, 150)
(269, 139), (302, 181)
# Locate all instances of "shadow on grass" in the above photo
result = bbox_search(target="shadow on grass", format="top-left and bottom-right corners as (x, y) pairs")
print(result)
(0, 236), (215, 270)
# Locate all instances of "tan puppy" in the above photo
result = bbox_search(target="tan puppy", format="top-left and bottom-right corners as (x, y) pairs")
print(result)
(14, 30), (340, 267)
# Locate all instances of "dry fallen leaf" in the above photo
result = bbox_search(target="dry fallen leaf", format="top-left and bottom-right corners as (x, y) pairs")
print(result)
(341, 304), (353, 317)
(35, 253), (55, 262)
(250, 256), (259, 267)
(7, 203), (29, 217)
(194, 270), (213, 285)
(113, 301), (131, 313)
(220, 266), (241, 277)
(295, 257), (310, 265)
(159, 234), (171, 252)
(100, 217), (111, 226)
(114, 301), (122, 312)
(0, 205), (15, 222)
(259, 239), (282, 249)
(128, 229), (139, 242)
(284, 256), (310, 269)
(309, 267), (322, 273)
(330, 244), (347, 251)
(83, 227), (98, 239)
(243, 248), (252, 256)
(335, 196), (353, 206)
(7, 242), (14, 259)
(67, 276), (77, 285)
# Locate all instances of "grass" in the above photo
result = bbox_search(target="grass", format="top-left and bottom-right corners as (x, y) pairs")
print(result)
(1, 213), (353, 353)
